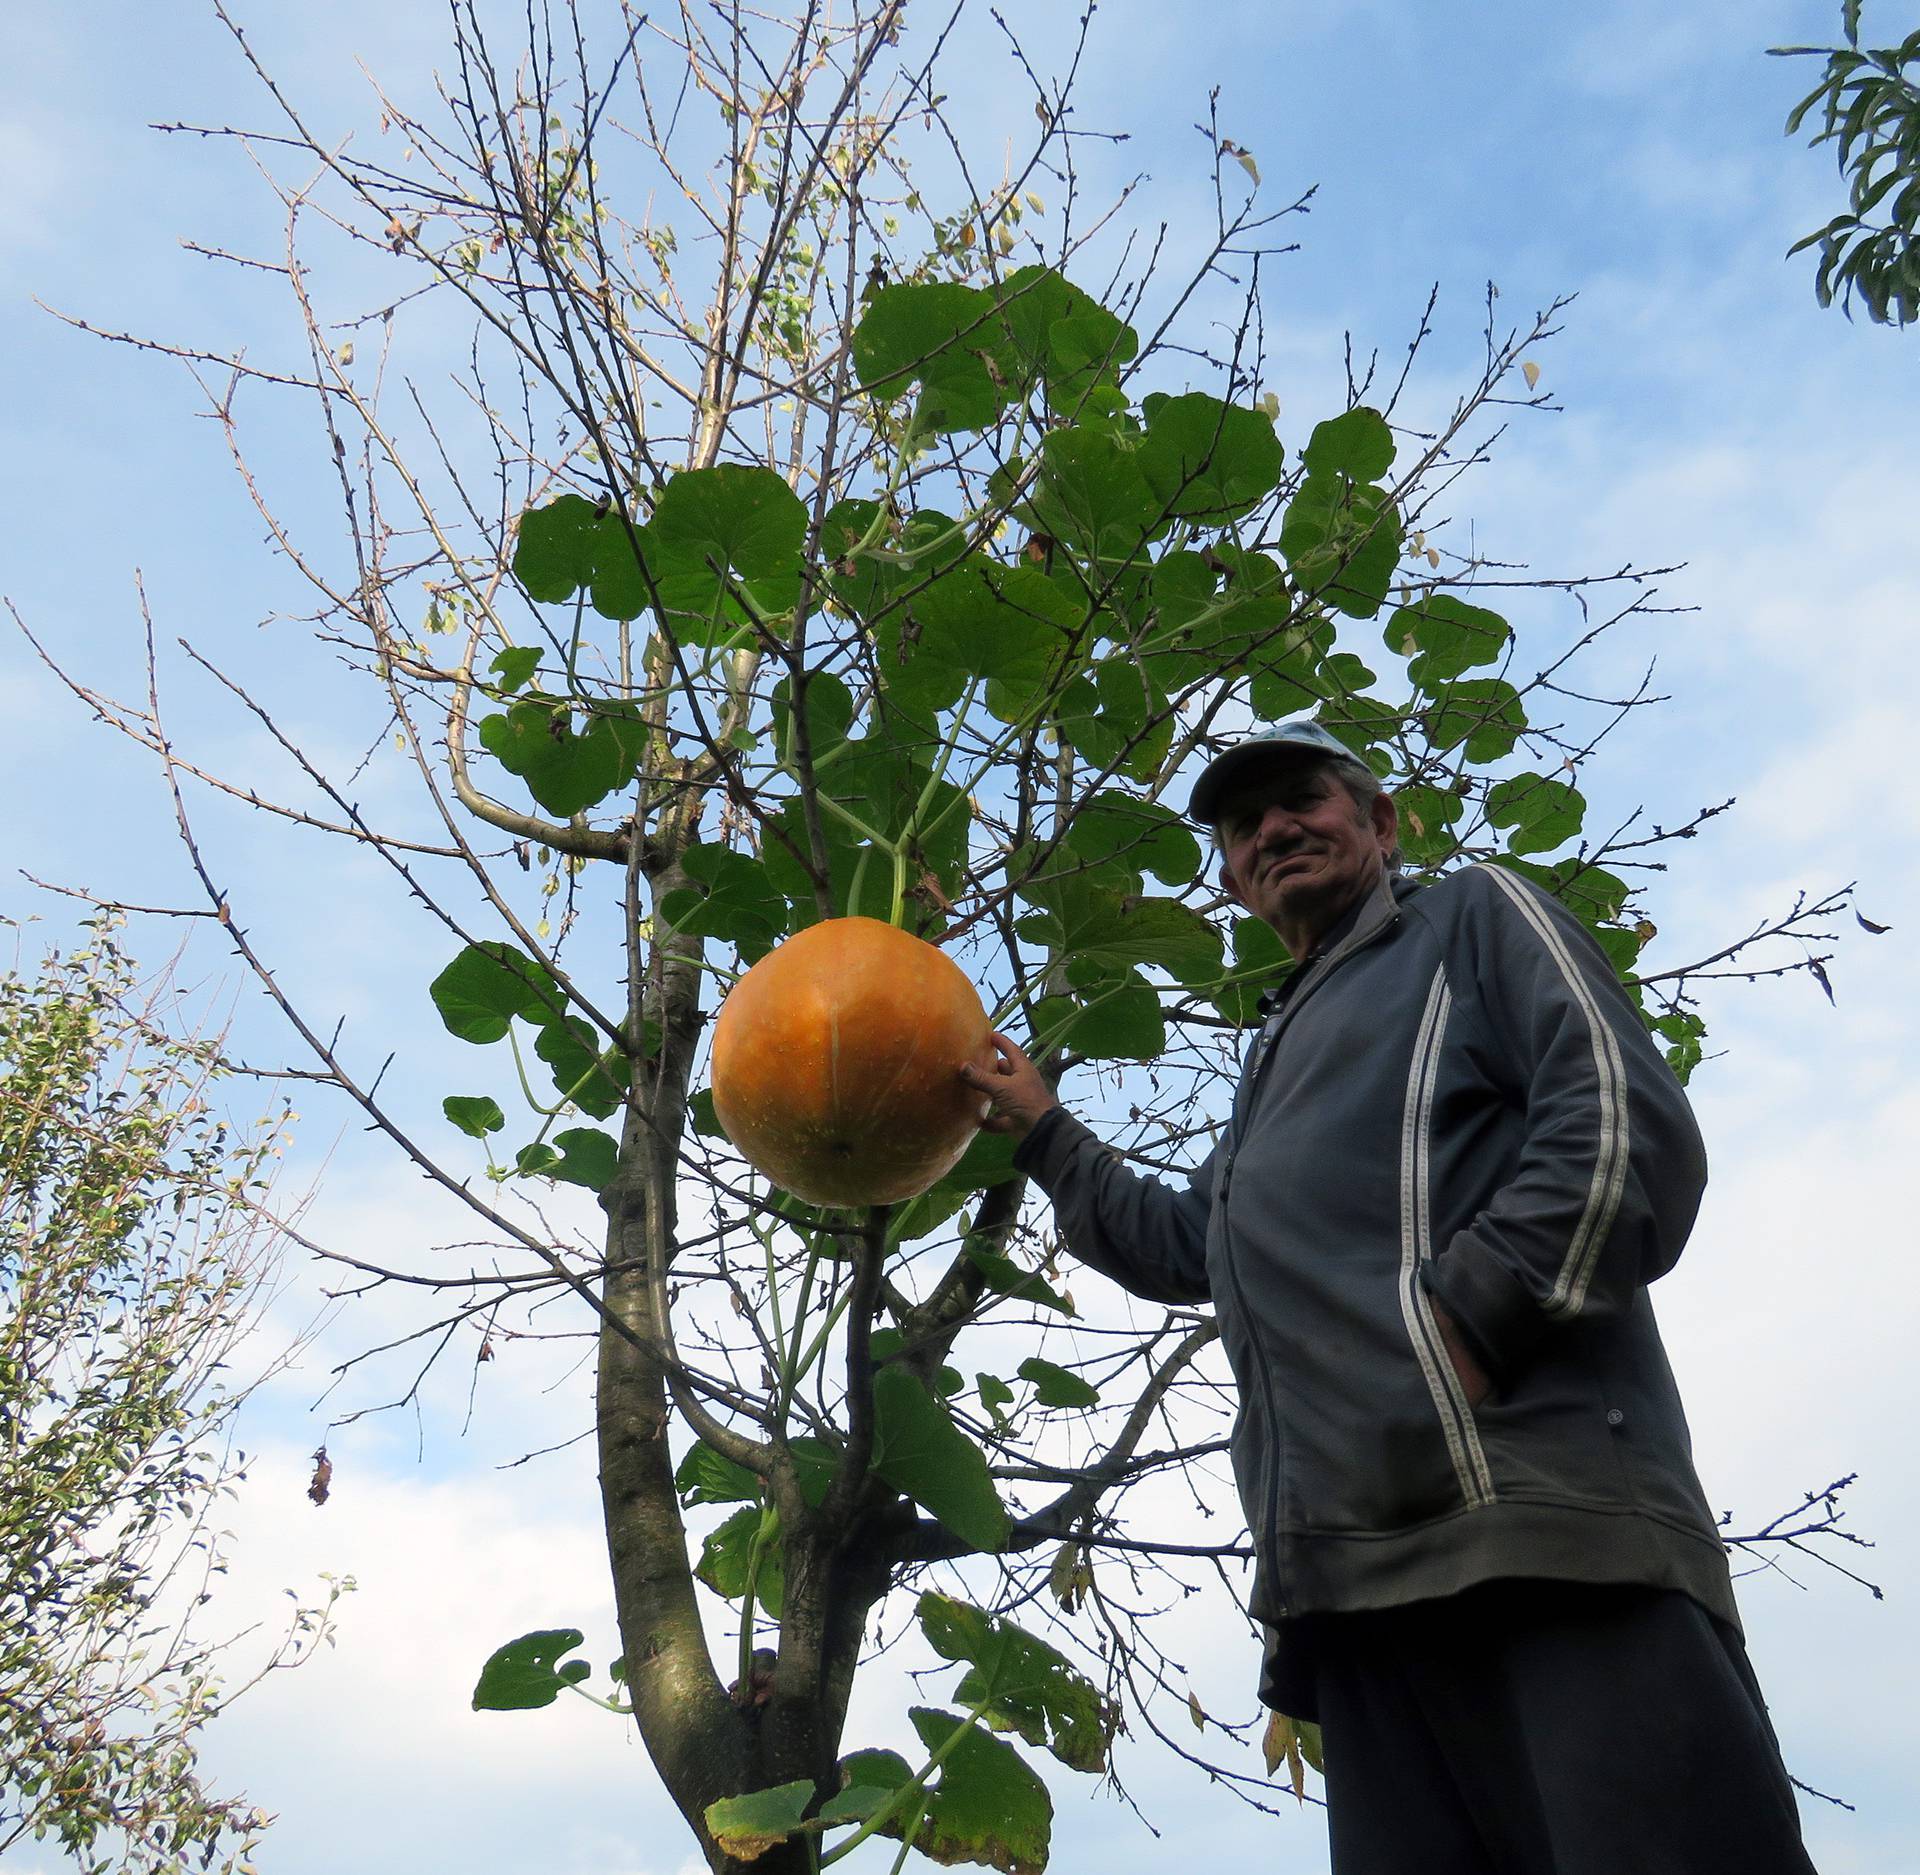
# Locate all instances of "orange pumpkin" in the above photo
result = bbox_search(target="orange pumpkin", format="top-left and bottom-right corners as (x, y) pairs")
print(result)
(709, 916), (995, 1207)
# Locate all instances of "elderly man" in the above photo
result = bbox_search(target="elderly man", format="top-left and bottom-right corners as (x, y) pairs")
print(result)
(960, 720), (1815, 1874)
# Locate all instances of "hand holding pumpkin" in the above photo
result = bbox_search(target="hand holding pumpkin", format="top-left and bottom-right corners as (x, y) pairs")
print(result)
(958, 1033), (1059, 1140)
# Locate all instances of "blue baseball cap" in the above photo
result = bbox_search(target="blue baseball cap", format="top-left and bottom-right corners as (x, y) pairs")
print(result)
(1187, 718), (1369, 826)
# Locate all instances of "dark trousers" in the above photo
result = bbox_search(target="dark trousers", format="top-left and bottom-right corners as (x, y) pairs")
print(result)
(1307, 1579), (1818, 1875)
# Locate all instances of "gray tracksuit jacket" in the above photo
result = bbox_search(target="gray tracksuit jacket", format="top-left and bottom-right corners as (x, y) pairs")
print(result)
(1013, 862), (1738, 1701)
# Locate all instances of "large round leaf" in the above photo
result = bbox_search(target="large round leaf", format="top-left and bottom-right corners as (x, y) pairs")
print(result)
(1138, 391), (1284, 519)
(430, 942), (564, 1043)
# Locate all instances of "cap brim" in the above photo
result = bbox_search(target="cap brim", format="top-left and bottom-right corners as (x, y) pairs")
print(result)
(1187, 740), (1341, 826)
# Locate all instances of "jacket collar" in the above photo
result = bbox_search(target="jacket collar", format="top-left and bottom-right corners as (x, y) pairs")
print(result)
(1255, 866), (1409, 1018)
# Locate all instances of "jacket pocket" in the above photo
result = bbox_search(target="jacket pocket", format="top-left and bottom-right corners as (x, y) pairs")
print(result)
(1275, 1301), (1484, 1533)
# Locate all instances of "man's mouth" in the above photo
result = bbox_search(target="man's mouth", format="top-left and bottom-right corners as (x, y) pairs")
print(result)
(1261, 852), (1317, 882)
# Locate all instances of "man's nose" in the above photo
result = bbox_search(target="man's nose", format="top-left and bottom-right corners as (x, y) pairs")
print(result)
(1256, 803), (1306, 846)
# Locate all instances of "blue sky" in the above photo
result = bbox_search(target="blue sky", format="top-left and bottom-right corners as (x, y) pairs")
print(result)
(4, 4), (1917, 1873)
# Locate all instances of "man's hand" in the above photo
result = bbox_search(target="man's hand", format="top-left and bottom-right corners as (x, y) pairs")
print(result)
(958, 1033), (1059, 1140)
(1429, 1300), (1494, 1407)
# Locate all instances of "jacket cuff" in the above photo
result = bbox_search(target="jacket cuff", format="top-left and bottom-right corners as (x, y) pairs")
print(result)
(1421, 1237), (1550, 1384)
(1010, 1105), (1091, 1189)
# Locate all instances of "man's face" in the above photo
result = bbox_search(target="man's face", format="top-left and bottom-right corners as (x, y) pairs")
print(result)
(1214, 759), (1398, 957)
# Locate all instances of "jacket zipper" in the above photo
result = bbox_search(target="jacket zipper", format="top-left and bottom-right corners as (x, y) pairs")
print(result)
(1218, 883), (1405, 1616)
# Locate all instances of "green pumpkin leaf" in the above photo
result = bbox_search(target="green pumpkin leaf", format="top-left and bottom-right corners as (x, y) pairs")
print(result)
(637, 465), (809, 640)
(512, 497), (657, 622)
(1387, 593), (1512, 686)
(1485, 770), (1588, 856)
(818, 1783), (907, 1827)
(1393, 784), (1466, 867)
(1653, 1008), (1706, 1083)
(918, 1592), (1114, 1772)
(965, 1242), (1074, 1315)
(443, 1094), (505, 1138)
(1495, 856), (1631, 929)
(490, 645), (543, 693)
(821, 1752), (914, 1830)
(675, 1441), (761, 1507)
(1033, 979), (1166, 1061)
(652, 463), (808, 584)
(877, 560), (1077, 729)
(1043, 314), (1140, 414)
(1061, 791), (1202, 888)
(1017, 877), (1224, 988)
(1594, 923), (1648, 979)
(1320, 691), (1405, 762)
(761, 739), (971, 921)
(1052, 658), (1175, 783)
(770, 671), (855, 769)
(1138, 391), (1285, 519)
(1426, 678), (1529, 762)
(852, 282), (1015, 431)
(854, 281), (991, 394)
(1208, 915), (1292, 1025)
(533, 1015), (625, 1119)
(430, 941), (564, 1043)
(996, 265), (1138, 407)
(976, 1373), (1013, 1427)
(1017, 1357), (1099, 1408)
(548, 1126), (617, 1191)
(790, 1435), (841, 1509)
(1029, 427), (1161, 564)
(1281, 475), (1402, 619)
(702, 1781), (815, 1862)
(477, 697), (643, 817)
(513, 495), (604, 603)
(871, 1368), (1009, 1552)
(890, 1130), (1022, 1245)
(471, 1629), (590, 1711)
(695, 1506), (784, 1616)
(515, 1128), (616, 1191)
(907, 1707), (1053, 1873)
(1302, 406), (1396, 481)
(824, 501), (975, 621)
(657, 844), (791, 960)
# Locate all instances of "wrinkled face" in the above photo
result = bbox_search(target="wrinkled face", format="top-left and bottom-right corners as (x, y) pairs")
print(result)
(1214, 759), (1397, 956)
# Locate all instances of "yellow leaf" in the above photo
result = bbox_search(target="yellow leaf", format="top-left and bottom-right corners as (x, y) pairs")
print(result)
(1187, 1690), (1206, 1732)
(1262, 1709), (1290, 1776)
(1635, 918), (1657, 942)
(1025, 190), (1045, 213)
(1521, 359), (1541, 390)
(1049, 1542), (1081, 1610)
(336, 341), (355, 367)
(1426, 547), (1441, 569)
(995, 223), (1016, 255)
(1235, 148), (1261, 186)
(1256, 390), (1281, 423)
(960, 221), (977, 249)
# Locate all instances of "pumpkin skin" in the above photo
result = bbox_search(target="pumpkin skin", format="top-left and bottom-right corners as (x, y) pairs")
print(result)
(709, 916), (995, 1207)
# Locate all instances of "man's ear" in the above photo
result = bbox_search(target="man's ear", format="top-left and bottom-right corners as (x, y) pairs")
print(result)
(1218, 854), (1247, 907)
(1371, 789), (1399, 856)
